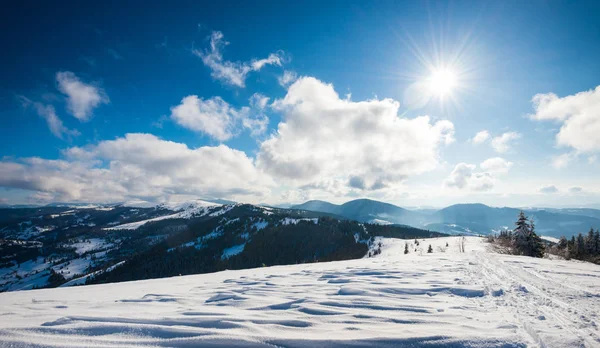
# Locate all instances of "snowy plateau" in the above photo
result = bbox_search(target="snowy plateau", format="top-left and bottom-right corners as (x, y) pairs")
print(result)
(1, 237), (599, 347)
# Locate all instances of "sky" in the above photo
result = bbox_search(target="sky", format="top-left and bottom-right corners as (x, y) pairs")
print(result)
(1, 0), (600, 208)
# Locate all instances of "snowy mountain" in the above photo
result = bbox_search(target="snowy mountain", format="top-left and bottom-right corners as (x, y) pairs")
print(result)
(0, 236), (598, 347)
(0, 201), (441, 292)
(293, 199), (600, 238)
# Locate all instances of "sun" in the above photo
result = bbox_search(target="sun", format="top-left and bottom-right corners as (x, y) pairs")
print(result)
(427, 68), (457, 98)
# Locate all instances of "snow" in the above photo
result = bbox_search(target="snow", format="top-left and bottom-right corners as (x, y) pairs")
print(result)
(158, 199), (220, 212)
(60, 261), (126, 287)
(280, 217), (319, 225)
(252, 219), (268, 231)
(70, 238), (113, 255)
(0, 237), (599, 347)
(368, 218), (392, 225)
(540, 235), (560, 243)
(221, 243), (246, 260)
(104, 201), (225, 230)
(52, 258), (93, 280)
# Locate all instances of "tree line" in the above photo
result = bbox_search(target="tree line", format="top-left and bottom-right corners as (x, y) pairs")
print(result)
(552, 228), (600, 263)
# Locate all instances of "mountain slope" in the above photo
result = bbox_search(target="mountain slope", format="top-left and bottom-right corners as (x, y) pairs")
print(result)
(1, 236), (598, 347)
(292, 198), (425, 226)
(0, 202), (441, 292)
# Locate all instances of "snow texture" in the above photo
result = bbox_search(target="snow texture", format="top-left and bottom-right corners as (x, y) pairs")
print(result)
(104, 200), (223, 230)
(0, 237), (599, 347)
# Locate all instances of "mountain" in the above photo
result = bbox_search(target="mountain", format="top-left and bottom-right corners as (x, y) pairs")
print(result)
(292, 200), (600, 238)
(292, 200), (342, 214)
(0, 201), (441, 292)
(292, 199), (426, 226)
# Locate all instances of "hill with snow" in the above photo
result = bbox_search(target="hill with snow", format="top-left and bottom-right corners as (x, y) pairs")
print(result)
(0, 201), (441, 292)
(0, 236), (598, 347)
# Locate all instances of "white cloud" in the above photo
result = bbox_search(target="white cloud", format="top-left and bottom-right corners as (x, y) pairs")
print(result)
(251, 53), (282, 70)
(194, 31), (283, 88)
(551, 153), (572, 169)
(539, 185), (559, 194)
(530, 86), (600, 153)
(56, 71), (109, 121)
(170, 96), (238, 141)
(472, 130), (490, 144)
(18, 96), (80, 140)
(444, 163), (494, 192)
(491, 131), (521, 153)
(256, 77), (455, 192)
(278, 70), (298, 87)
(170, 94), (269, 141)
(480, 157), (513, 174)
(0, 133), (272, 203)
(249, 93), (270, 109)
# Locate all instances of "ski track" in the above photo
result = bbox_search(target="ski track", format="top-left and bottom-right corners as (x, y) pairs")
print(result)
(0, 237), (599, 347)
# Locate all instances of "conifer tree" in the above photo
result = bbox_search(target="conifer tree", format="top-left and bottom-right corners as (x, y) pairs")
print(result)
(512, 211), (531, 255)
(576, 233), (586, 258)
(512, 211), (544, 257)
(586, 228), (595, 254)
(557, 236), (568, 249)
(427, 244), (433, 253)
(404, 243), (409, 254)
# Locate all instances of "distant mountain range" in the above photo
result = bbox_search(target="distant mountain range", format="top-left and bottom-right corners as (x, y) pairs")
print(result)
(292, 199), (600, 238)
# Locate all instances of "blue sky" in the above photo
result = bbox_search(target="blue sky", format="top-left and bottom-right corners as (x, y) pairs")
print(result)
(1, 0), (600, 207)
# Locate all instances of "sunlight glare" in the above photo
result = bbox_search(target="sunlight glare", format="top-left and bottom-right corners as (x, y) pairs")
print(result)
(427, 68), (457, 97)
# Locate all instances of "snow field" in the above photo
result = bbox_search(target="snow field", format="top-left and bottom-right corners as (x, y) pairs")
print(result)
(0, 236), (598, 347)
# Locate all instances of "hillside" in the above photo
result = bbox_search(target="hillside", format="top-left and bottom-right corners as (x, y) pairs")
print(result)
(0, 236), (598, 347)
(292, 198), (425, 226)
(0, 202), (441, 292)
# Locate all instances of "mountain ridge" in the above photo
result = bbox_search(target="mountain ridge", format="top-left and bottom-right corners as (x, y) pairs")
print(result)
(292, 199), (600, 237)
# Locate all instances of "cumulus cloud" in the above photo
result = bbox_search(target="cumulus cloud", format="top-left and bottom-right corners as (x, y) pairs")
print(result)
(170, 94), (269, 141)
(18, 96), (80, 140)
(539, 185), (559, 194)
(170, 96), (238, 141)
(569, 186), (583, 193)
(529, 86), (600, 153)
(491, 131), (521, 153)
(278, 70), (298, 87)
(480, 157), (513, 174)
(444, 163), (494, 192)
(0, 133), (272, 203)
(56, 71), (109, 121)
(472, 130), (490, 144)
(256, 77), (455, 193)
(194, 31), (283, 87)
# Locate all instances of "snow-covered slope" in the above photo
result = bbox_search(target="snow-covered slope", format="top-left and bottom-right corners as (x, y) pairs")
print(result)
(0, 237), (598, 347)
(104, 200), (223, 230)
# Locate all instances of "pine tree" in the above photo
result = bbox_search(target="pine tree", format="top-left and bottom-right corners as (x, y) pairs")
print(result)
(529, 219), (545, 258)
(576, 233), (586, 258)
(404, 243), (409, 254)
(427, 244), (433, 253)
(512, 211), (531, 255)
(586, 228), (595, 255)
(512, 211), (544, 257)
(557, 236), (568, 249)
(594, 230), (600, 255)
